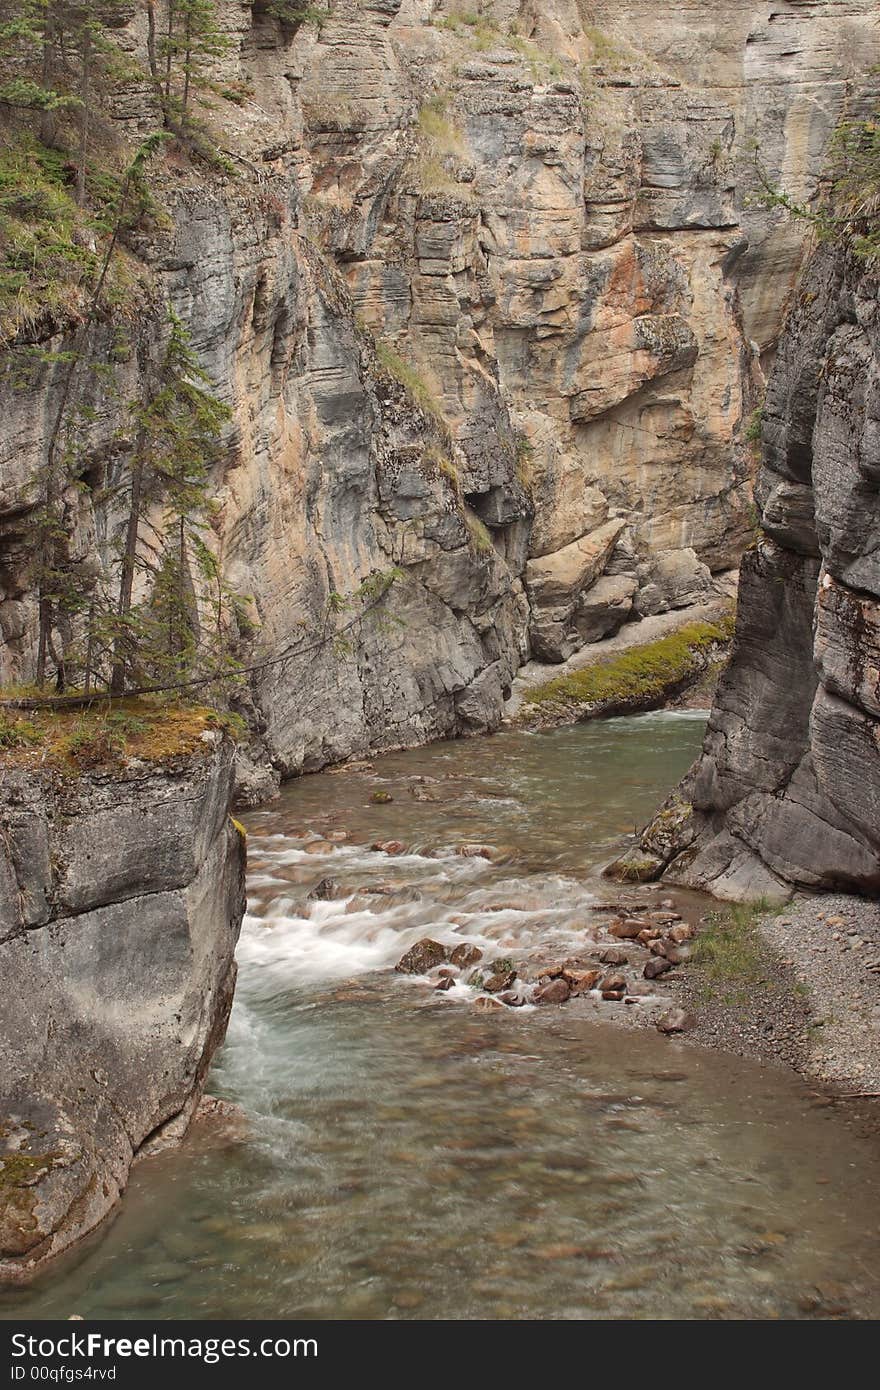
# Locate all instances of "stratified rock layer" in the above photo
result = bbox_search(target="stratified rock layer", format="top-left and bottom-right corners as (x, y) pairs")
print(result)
(619, 244), (880, 899)
(2, 2), (875, 791)
(0, 740), (245, 1279)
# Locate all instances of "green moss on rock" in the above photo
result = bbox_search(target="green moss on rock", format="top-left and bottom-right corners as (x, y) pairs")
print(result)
(604, 852), (664, 883)
(0, 1150), (57, 1189)
(0, 698), (241, 772)
(525, 616), (734, 713)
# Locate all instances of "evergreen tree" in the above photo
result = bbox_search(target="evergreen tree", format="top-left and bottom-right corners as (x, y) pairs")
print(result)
(145, 0), (229, 127)
(0, 0), (66, 116)
(107, 311), (232, 694)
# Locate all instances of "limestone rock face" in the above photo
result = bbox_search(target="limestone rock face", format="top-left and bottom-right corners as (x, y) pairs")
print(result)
(302, 7), (758, 666)
(586, 0), (880, 354)
(0, 741), (246, 1279)
(525, 520), (625, 661)
(0, 1), (874, 785)
(628, 245), (880, 899)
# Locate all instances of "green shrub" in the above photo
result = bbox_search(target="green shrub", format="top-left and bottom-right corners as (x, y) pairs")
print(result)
(745, 406), (763, 442)
(0, 713), (42, 749)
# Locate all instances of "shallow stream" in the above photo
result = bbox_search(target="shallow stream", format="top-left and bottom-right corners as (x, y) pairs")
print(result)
(4, 714), (880, 1320)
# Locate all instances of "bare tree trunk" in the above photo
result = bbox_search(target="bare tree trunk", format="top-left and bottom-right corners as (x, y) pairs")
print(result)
(83, 597), (95, 694)
(35, 596), (50, 687)
(39, 24), (56, 145)
(164, 0), (176, 104)
(110, 439), (145, 695)
(46, 629), (66, 692)
(182, 23), (192, 114)
(75, 23), (91, 208)
(145, 0), (161, 95)
(178, 515), (186, 658)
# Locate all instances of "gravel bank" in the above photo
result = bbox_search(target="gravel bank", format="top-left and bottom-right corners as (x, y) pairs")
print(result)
(759, 895), (880, 1092)
(620, 891), (880, 1134)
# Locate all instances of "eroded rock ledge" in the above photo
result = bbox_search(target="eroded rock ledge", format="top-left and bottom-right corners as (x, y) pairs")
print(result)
(0, 737), (245, 1280)
(612, 244), (880, 900)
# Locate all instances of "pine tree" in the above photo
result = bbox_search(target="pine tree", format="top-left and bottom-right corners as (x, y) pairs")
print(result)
(145, 0), (229, 128)
(30, 132), (168, 688)
(0, 0), (65, 114)
(107, 311), (232, 694)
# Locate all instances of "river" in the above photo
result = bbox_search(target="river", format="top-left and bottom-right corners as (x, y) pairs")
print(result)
(3, 713), (880, 1320)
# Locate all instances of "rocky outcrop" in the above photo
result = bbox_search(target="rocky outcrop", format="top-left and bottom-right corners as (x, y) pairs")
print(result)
(1, 2), (875, 790)
(0, 738), (245, 1279)
(614, 242), (880, 899)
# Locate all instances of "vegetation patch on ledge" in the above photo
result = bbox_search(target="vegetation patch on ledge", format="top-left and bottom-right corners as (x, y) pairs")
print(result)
(0, 697), (242, 773)
(523, 613), (735, 719)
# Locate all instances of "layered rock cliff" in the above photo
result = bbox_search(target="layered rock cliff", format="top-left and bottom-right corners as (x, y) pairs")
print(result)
(613, 241), (880, 899)
(0, 734), (245, 1279)
(587, 0), (878, 355)
(2, 2), (875, 794)
(1, 0), (877, 1281)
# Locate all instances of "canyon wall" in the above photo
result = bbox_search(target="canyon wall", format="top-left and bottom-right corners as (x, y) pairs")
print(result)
(586, 0), (878, 355)
(0, 1), (876, 796)
(1, 0), (878, 1277)
(613, 241), (880, 900)
(0, 737), (245, 1279)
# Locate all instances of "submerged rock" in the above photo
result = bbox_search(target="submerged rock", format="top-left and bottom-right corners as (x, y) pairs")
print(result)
(609, 918), (649, 939)
(484, 968), (517, 994)
(599, 947), (629, 966)
(600, 972), (627, 995)
(497, 990), (526, 1007)
(309, 877), (340, 901)
(564, 968), (602, 994)
(449, 943), (483, 969)
(648, 911), (681, 927)
(473, 995), (505, 1013)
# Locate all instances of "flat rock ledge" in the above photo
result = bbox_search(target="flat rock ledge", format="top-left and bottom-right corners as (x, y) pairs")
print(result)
(506, 595), (736, 732)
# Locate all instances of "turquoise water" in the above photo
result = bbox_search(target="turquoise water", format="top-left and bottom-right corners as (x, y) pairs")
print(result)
(4, 714), (880, 1320)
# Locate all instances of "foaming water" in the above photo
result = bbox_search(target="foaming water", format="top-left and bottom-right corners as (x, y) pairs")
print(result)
(5, 714), (880, 1321)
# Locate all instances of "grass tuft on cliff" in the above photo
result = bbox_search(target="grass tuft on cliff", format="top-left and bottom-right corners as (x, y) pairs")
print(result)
(373, 337), (452, 436)
(464, 508), (494, 555)
(525, 614), (735, 711)
(0, 697), (242, 772)
(0, 135), (140, 343)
